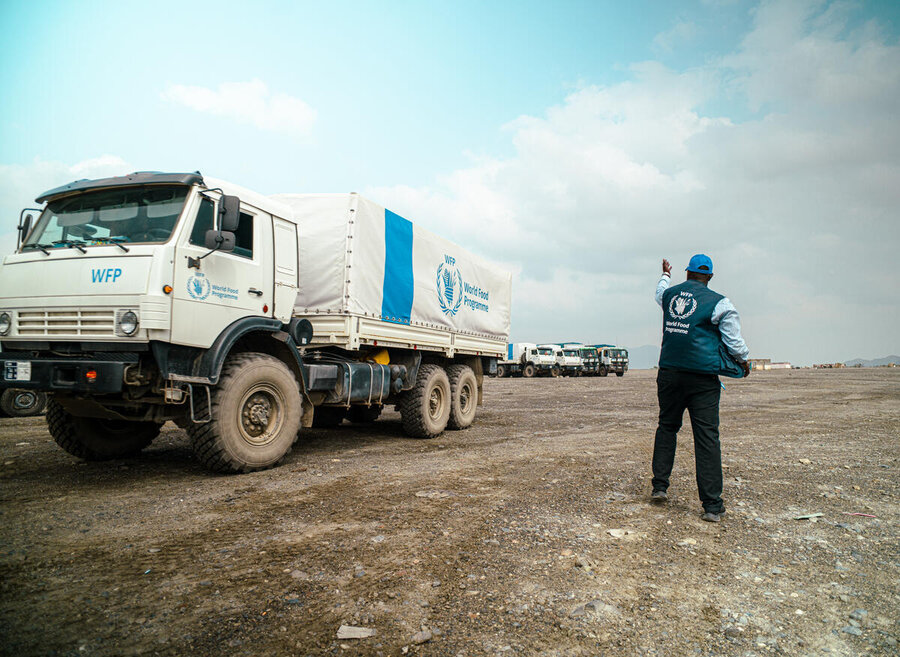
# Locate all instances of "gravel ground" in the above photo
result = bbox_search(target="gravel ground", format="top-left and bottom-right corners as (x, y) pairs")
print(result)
(0, 368), (897, 656)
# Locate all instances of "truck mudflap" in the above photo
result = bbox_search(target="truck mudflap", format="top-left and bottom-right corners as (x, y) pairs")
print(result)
(0, 352), (137, 394)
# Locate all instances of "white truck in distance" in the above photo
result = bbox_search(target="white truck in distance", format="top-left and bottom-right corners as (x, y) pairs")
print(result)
(496, 342), (558, 378)
(593, 345), (629, 377)
(540, 344), (583, 376)
(0, 172), (511, 473)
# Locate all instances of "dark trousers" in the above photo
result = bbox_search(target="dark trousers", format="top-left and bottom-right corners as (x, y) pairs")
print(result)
(652, 368), (724, 513)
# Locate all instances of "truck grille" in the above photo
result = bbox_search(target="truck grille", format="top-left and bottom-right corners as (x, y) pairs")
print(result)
(17, 309), (117, 338)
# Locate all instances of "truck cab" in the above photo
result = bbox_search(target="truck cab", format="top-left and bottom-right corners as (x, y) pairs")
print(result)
(591, 345), (629, 377)
(579, 346), (599, 375)
(538, 344), (580, 377)
(559, 347), (584, 376)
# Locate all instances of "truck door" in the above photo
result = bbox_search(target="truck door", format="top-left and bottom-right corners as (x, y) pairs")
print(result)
(272, 217), (298, 321)
(171, 194), (274, 348)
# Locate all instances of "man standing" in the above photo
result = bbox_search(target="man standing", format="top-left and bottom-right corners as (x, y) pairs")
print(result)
(651, 254), (750, 522)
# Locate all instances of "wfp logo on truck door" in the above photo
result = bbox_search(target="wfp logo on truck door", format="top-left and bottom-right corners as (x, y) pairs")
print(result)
(436, 256), (463, 316)
(187, 272), (211, 300)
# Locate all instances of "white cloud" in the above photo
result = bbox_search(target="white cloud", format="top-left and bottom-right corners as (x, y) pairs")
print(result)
(368, 1), (900, 364)
(161, 79), (316, 137)
(0, 156), (130, 256)
(653, 19), (699, 52)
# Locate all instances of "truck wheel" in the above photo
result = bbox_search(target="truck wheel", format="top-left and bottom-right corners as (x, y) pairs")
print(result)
(348, 405), (382, 424)
(399, 364), (450, 438)
(0, 389), (47, 417)
(550, 365), (560, 378)
(446, 364), (477, 430)
(313, 406), (347, 428)
(496, 364), (506, 378)
(616, 371), (624, 377)
(522, 363), (535, 378)
(46, 399), (160, 460)
(598, 365), (608, 377)
(188, 352), (302, 473)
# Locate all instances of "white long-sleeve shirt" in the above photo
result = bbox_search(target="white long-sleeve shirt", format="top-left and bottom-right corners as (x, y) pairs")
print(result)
(656, 274), (750, 361)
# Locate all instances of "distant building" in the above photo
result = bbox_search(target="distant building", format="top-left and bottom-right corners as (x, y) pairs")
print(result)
(751, 359), (791, 370)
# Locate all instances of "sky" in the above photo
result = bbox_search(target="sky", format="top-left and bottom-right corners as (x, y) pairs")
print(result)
(1, 0), (898, 365)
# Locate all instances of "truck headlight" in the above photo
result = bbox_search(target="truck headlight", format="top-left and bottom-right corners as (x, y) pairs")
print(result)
(0, 312), (10, 336)
(116, 310), (139, 336)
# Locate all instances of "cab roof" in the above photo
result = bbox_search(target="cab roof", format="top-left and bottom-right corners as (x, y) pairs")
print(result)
(36, 171), (205, 204)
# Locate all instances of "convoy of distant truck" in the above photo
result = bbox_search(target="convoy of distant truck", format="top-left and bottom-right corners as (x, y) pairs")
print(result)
(496, 342), (629, 378)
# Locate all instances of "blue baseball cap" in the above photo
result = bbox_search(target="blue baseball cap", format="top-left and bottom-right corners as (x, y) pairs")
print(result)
(685, 253), (713, 274)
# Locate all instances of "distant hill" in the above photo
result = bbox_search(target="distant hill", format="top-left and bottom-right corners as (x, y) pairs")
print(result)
(844, 355), (900, 367)
(626, 345), (660, 370)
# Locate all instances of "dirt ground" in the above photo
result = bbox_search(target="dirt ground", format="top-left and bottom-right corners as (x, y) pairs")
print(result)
(0, 368), (897, 657)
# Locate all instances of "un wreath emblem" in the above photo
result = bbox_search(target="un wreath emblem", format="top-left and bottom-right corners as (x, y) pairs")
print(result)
(436, 262), (463, 316)
(668, 293), (697, 320)
(187, 272), (211, 300)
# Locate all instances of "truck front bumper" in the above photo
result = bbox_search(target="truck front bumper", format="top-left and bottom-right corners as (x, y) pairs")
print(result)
(1, 353), (136, 394)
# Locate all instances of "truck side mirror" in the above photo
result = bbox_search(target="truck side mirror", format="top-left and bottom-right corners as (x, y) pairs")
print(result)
(19, 214), (32, 245)
(205, 229), (235, 252)
(219, 195), (240, 232)
(17, 209), (40, 250)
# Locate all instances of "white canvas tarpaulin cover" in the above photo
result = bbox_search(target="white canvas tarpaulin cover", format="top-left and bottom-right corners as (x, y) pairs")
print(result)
(271, 193), (511, 340)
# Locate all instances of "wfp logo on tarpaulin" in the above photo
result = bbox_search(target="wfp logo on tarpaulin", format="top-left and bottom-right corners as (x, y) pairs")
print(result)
(436, 255), (463, 316)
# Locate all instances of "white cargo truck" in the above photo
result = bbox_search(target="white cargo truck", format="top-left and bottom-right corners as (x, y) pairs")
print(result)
(0, 172), (511, 472)
(539, 344), (583, 376)
(496, 342), (558, 378)
(591, 345), (629, 377)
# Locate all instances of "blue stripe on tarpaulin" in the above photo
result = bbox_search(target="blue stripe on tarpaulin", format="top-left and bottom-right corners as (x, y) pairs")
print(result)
(381, 210), (414, 325)
(508, 344), (513, 360)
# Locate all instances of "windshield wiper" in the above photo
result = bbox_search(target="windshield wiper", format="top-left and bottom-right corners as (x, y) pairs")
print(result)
(91, 237), (130, 253)
(52, 239), (88, 254)
(23, 243), (53, 255)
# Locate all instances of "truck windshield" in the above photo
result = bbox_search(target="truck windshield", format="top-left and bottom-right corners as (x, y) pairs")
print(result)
(537, 348), (553, 355)
(23, 185), (189, 251)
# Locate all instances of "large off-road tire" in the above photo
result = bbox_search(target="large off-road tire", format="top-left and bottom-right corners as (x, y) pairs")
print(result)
(446, 364), (477, 430)
(616, 371), (625, 377)
(348, 404), (382, 424)
(550, 365), (560, 378)
(522, 363), (536, 378)
(398, 364), (450, 438)
(188, 353), (302, 473)
(598, 365), (608, 377)
(0, 389), (47, 417)
(496, 364), (506, 378)
(46, 399), (160, 460)
(312, 406), (347, 428)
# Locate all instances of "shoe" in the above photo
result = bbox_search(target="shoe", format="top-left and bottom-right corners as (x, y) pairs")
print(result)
(651, 490), (668, 504)
(701, 510), (726, 522)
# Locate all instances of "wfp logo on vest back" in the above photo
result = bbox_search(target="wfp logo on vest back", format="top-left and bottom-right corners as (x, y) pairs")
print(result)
(436, 255), (463, 316)
(669, 292), (697, 320)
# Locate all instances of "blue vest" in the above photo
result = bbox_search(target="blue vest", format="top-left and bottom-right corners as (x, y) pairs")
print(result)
(659, 280), (743, 377)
